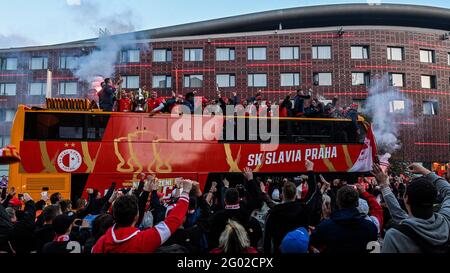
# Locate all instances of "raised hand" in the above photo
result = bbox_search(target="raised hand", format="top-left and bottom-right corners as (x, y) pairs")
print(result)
(407, 163), (431, 176)
(180, 179), (194, 194)
(305, 160), (314, 172)
(243, 167), (254, 181)
(222, 178), (230, 188)
(371, 164), (389, 188)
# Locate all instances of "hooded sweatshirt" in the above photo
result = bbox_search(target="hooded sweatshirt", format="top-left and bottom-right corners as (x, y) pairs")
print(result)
(381, 173), (450, 253)
(92, 192), (189, 253)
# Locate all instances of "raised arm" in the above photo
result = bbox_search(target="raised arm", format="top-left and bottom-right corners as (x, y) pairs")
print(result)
(372, 164), (408, 223)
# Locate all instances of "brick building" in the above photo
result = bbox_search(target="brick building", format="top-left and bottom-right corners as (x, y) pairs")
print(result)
(1, 4), (449, 175)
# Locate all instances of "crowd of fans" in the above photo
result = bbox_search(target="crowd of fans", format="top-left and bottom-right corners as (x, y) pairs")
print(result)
(1, 161), (449, 254)
(97, 79), (360, 120)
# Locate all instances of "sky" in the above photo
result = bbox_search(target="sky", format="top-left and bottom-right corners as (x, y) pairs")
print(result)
(1, 0), (450, 48)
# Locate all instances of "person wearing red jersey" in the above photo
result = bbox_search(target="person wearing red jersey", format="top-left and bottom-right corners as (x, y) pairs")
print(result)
(118, 91), (132, 112)
(92, 179), (193, 253)
(146, 91), (165, 114)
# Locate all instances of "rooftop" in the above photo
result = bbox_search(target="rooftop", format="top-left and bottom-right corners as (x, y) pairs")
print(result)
(2, 3), (450, 51)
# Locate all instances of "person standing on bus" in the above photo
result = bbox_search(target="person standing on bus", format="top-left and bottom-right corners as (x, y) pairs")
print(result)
(293, 89), (312, 116)
(118, 91), (132, 112)
(98, 78), (116, 112)
(146, 91), (165, 114)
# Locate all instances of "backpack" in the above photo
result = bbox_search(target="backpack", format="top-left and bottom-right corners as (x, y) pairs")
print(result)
(393, 224), (450, 253)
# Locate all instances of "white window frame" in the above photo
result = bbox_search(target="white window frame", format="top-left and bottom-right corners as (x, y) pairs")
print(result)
(29, 82), (47, 96)
(352, 72), (370, 86)
(122, 76), (140, 89)
(280, 46), (300, 60)
(389, 73), (404, 87)
(59, 82), (78, 95)
(1, 57), (18, 70)
(313, 73), (332, 86)
(312, 46), (331, 59)
(184, 75), (203, 88)
(351, 46), (369, 59)
(216, 48), (235, 61)
(216, 74), (236, 87)
(184, 48), (203, 61)
(152, 75), (172, 88)
(30, 57), (48, 70)
(387, 47), (404, 61)
(421, 75), (436, 89)
(59, 56), (79, 69)
(120, 49), (140, 63)
(247, 73), (267, 87)
(419, 49), (434, 63)
(0, 83), (17, 96)
(247, 47), (267, 61)
(423, 101), (438, 115)
(280, 73), (300, 87)
(152, 49), (172, 62)
(389, 100), (406, 113)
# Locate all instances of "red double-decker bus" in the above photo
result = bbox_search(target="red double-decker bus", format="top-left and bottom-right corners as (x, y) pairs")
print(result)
(8, 105), (376, 201)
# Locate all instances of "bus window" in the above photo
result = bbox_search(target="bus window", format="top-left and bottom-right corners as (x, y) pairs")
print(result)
(24, 112), (109, 141)
(86, 115), (109, 141)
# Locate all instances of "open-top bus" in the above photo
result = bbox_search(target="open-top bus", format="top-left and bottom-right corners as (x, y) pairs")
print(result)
(8, 104), (376, 202)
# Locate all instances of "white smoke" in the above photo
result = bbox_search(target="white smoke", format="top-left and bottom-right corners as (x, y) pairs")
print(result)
(363, 74), (413, 154)
(67, 0), (149, 83)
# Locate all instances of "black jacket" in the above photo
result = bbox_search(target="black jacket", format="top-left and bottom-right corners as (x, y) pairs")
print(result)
(293, 94), (311, 115)
(99, 85), (116, 111)
(34, 224), (55, 253)
(309, 207), (378, 253)
(264, 201), (308, 254)
(0, 204), (13, 252)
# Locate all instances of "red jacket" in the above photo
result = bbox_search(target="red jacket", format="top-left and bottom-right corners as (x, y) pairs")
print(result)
(360, 191), (384, 233)
(92, 193), (189, 253)
(147, 98), (165, 113)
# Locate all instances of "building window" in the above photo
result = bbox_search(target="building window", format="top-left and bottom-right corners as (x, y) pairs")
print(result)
(448, 53), (450, 65)
(280, 46), (299, 60)
(0, 109), (15, 122)
(184, 75), (203, 88)
(153, 49), (172, 62)
(1, 58), (18, 70)
(122, 76), (140, 89)
(280, 73), (300, 87)
(0, 83), (16, 96)
(216, 74), (236, 87)
(120, 49), (140, 63)
(184, 48), (203, 61)
(59, 82), (77, 95)
(59, 56), (79, 69)
(389, 100), (406, 113)
(30, 82), (47, 96)
(0, 135), (11, 146)
(248, 74), (267, 87)
(31, 57), (48, 70)
(352, 72), (370, 86)
(421, 75), (437, 89)
(313, 72), (332, 86)
(312, 46), (331, 59)
(216, 48), (235, 61)
(423, 101), (438, 115)
(247, 47), (267, 60)
(387, 47), (404, 61)
(152, 75), (172, 88)
(388, 73), (404, 87)
(351, 46), (369, 59)
(419, 49), (435, 63)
